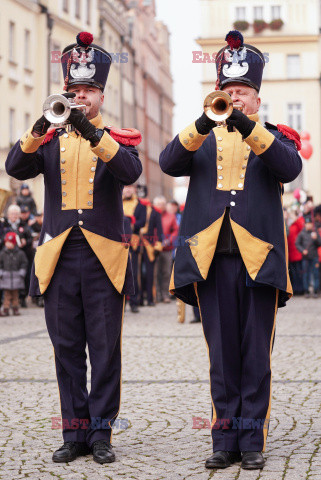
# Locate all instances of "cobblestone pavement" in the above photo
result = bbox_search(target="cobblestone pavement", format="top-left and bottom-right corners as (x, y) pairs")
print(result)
(0, 296), (321, 480)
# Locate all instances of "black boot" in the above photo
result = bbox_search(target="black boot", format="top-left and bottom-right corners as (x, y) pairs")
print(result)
(92, 440), (115, 464)
(241, 451), (265, 469)
(130, 304), (139, 313)
(205, 451), (241, 469)
(52, 441), (90, 463)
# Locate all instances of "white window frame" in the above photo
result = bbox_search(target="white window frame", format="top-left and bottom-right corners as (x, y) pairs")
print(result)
(253, 6), (264, 20)
(235, 7), (246, 21)
(287, 54), (300, 79)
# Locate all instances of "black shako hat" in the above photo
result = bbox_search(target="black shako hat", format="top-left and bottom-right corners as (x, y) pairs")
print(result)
(61, 32), (112, 92)
(215, 30), (265, 92)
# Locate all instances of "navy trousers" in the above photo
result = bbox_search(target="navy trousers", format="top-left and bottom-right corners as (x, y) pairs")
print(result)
(195, 254), (278, 453)
(44, 228), (125, 446)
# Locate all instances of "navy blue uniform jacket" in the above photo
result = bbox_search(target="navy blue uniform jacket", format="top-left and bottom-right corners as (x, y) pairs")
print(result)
(6, 113), (142, 296)
(159, 115), (302, 307)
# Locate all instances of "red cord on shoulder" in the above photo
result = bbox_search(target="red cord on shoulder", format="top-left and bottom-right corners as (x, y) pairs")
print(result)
(277, 124), (301, 151)
(109, 127), (142, 146)
(41, 128), (58, 146)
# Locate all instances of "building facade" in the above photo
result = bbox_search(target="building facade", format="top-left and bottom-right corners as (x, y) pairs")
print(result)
(197, 0), (321, 203)
(1, 0), (174, 211)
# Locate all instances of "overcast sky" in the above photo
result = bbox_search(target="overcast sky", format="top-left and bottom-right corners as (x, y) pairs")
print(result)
(155, 0), (203, 133)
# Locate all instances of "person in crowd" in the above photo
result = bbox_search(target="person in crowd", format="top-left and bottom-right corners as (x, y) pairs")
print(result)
(0, 232), (28, 316)
(139, 197), (163, 306)
(16, 183), (37, 215)
(122, 184), (147, 313)
(287, 209), (305, 295)
(154, 196), (178, 303)
(295, 216), (321, 298)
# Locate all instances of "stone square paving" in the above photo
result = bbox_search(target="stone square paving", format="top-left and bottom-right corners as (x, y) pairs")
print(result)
(0, 296), (320, 480)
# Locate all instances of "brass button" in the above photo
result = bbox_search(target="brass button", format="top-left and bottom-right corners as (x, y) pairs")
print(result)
(183, 139), (188, 145)
(78, 220), (83, 226)
(62, 203), (66, 207)
(218, 165), (223, 170)
(240, 174), (244, 179)
(218, 175), (223, 180)
(124, 243), (129, 249)
(218, 183), (223, 189)
(238, 183), (243, 188)
(61, 168), (66, 173)
(244, 155), (249, 160)
(230, 201), (236, 207)
(92, 157), (97, 162)
(218, 147), (223, 152)
(231, 190), (236, 195)
(254, 136), (259, 141)
(189, 133), (194, 138)
(63, 133), (68, 138)
(89, 178), (94, 184)
(61, 159), (66, 164)
(99, 148), (104, 153)
(61, 147), (66, 152)
(242, 165), (246, 169)
(62, 180), (66, 185)
(218, 155), (223, 161)
(87, 201), (93, 206)
(217, 136), (222, 141)
(106, 154), (111, 159)
(247, 146), (251, 151)
(261, 144), (266, 149)
(62, 192), (67, 197)
(268, 245), (273, 250)
(88, 189), (93, 195)
(91, 167), (96, 172)
(78, 209), (83, 214)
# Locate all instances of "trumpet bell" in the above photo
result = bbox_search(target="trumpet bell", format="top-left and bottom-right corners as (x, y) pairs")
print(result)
(203, 91), (234, 123)
(43, 94), (72, 124)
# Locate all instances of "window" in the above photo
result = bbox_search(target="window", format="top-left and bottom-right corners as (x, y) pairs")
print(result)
(75, 0), (81, 18)
(260, 104), (269, 124)
(24, 30), (30, 68)
(287, 55), (300, 79)
(51, 42), (61, 84)
(25, 113), (31, 131)
(235, 7), (246, 21)
(254, 6), (263, 20)
(63, 0), (69, 12)
(271, 5), (281, 20)
(287, 103), (302, 131)
(86, 0), (91, 24)
(9, 22), (15, 61)
(9, 109), (15, 145)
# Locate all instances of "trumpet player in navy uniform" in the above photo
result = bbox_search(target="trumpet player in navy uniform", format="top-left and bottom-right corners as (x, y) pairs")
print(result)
(6, 32), (142, 464)
(159, 31), (302, 470)
(122, 184), (147, 313)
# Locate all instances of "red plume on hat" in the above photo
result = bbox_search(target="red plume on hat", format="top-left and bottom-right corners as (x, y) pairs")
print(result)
(76, 32), (94, 48)
(225, 30), (244, 50)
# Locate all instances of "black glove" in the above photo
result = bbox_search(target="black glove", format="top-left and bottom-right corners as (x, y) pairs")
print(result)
(68, 108), (97, 140)
(226, 109), (256, 138)
(195, 112), (217, 135)
(32, 115), (51, 136)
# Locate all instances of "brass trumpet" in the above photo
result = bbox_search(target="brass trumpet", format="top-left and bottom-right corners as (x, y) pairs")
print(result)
(43, 94), (86, 127)
(203, 90), (234, 127)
